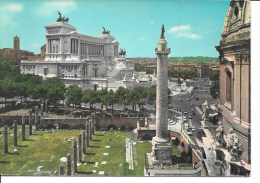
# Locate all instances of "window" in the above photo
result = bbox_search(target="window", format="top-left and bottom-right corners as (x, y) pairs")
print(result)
(94, 84), (98, 91)
(234, 6), (239, 19)
(48, 39), (60, 53)
(44, 68), (48, 76)
(71, 38), (79, 54)
(226, 70), (232, 102)
(47, 29), (60, 34)
(161, 44), (166, 51)
(93, 68), (98, 77)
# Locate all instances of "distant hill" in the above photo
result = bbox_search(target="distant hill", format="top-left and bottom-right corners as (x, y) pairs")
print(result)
(168, 56), (218, 63)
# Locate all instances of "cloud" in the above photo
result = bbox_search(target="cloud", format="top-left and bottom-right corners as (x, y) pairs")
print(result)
(36, 0), (78, 17)
(168, 25), (201, 40)
(169, 25), (190, 33)
(0, 3), (24, 29)
(5, 3), (24, 13)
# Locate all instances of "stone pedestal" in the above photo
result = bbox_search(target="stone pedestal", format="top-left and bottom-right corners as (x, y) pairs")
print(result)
(149, 136), (172, 165)
(13, 120), (18, 147)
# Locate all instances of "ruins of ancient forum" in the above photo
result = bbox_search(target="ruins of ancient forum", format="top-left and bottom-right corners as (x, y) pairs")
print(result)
(0, 0), (250, 177)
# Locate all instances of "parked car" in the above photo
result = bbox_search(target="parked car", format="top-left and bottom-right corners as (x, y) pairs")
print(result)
(186, 129), (193, 136)
(184, 123), (189, 128)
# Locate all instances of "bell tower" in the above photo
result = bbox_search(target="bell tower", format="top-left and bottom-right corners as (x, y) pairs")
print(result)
(13, 35), (20, 51)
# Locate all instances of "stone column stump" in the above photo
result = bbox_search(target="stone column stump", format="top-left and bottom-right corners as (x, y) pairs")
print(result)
(78, 134), (82, 163)
(91, 113), (95, 134)
(59, 164), (64, 175)
(73, 140), (77, 174)
(35, 106), (39, 131)
(66, 154), (71, 176)
(22, 116), (26, 141)
(3, 125), (8, 154)
(29, 110), (33, 135)
(86, 121), (90, 147)
(13, 120), (18, 147)
(40, 103), (44, 116)
(82, 131), (86, 155)
(89, 119), (92, 141)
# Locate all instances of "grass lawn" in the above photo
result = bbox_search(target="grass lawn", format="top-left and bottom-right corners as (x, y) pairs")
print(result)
(0, 126), (151, 176)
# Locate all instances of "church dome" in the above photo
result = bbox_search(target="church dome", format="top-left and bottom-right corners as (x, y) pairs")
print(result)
(222, 0), (250, 35)
(220, 0), (250, 45)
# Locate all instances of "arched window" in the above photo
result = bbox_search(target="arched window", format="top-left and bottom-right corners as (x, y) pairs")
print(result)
(234, 6), (239, 19)
(226, 70), (232, 102)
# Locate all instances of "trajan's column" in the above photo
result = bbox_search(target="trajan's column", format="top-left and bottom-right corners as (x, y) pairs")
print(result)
(149, 24), (172, 165)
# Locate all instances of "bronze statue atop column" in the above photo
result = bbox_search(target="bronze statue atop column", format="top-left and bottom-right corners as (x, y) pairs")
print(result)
(160, 24), (165, 38)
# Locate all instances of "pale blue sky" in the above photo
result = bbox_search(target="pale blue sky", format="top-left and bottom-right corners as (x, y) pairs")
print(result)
(0, 0), (230, 57)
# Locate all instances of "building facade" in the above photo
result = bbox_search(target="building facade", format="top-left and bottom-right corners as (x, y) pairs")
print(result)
(0, 36), (34, 62)
(20, 19), (119, 90)
(216, 0), (250, 163)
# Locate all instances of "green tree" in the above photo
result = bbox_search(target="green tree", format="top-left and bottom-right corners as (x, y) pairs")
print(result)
(45, 78), (65, 107)
(115, 86), (130, 109)
(129, 87), (147, 111)
(146, 68), (154, 75)
(107, 89), (116, 114)
(34, 82), (48, 105)
(65, 85), (83, 110)
(0, 60), (19, 80)
(82, 89), (100, 110)
(147, 85), (156, 105)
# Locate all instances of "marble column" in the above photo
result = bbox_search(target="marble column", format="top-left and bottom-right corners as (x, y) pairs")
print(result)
(82, 131), (86, 155)
(73, 140), (77, 174)
(150, 25), (172, 166)
(66, 154), (71, 176)
(3, 125), (8, 154)
(78, 134), (82, 162)
(22, 116), (25, 141)
(13, 120), (18, 147)
(29, 110), (32, 135)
